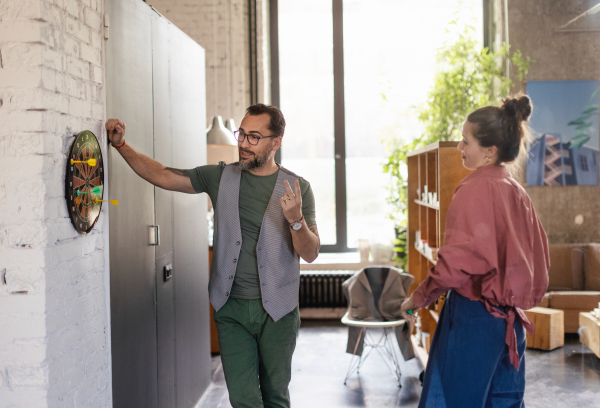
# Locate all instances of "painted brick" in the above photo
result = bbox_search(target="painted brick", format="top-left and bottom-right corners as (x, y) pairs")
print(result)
(81, 42), (100, 66)
(44, 240), (83, 268)
(0, 0), (47, 21)
(62, 35), (82, 57)
(0, 21), (45, 44)
(43, 48), (65, 72)
(0, 67), (42, 89)
(0, 312), (46, 343)
(6, 364), (49, 388)
(65, 0), (80, 18)
(2, 43), (44, 68)
(68, 96), (84, 117)
(65, 15), (90, 44)
(66, 55), (89, 80)
(91, 64), (103, 84)
(0, 338), (46, 365)
(65, 75), (80, 98)
(83, 7), (102, 30)
(4, 268), (44, 293)
(0, 0), (110, 405)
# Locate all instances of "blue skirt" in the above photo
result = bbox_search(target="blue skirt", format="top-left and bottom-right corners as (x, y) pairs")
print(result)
(419, 290), (526, 408)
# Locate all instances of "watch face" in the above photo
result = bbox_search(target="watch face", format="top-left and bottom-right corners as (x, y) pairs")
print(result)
(65, 130), (104, 234)
(292, 221), (302, 231)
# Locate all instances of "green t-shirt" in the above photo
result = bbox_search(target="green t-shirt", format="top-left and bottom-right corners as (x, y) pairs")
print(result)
(189, 162), (316, 299)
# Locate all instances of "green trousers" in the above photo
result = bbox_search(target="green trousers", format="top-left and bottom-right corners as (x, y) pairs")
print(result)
(213, 298), (300, 408)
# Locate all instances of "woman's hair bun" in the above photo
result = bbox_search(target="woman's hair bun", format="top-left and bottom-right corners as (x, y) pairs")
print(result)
(502, 95), (532, 122)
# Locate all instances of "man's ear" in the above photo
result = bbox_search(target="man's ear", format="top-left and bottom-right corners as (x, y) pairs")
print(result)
(272, 136), (282, 152)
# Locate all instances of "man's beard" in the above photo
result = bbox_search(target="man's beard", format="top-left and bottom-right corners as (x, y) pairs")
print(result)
(238, 146), (271, 170)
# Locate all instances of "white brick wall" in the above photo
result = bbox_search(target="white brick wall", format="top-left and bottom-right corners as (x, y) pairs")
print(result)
(0, 0), (112, 407)
(150, 0), (270, 125)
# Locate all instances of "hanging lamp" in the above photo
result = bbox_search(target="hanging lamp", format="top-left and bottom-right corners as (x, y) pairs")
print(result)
(225, 118), (236, 133)
(206, 115), (236, 145)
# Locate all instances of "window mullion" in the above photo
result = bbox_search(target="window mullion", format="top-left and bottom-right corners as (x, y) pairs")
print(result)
(333, 0), (348, 252)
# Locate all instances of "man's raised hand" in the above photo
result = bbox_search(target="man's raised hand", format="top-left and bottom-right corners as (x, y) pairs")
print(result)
(280, 179), (302, 224)
(105, 119), (126, 146)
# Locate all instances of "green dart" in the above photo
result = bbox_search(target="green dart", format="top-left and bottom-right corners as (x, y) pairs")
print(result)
(76, 186), (102, 196)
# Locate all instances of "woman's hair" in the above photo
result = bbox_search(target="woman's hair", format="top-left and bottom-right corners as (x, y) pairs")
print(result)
(466, 95), (533, 164)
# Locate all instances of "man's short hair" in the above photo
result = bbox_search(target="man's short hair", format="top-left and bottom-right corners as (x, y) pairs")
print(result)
(246, 104), (286, 137)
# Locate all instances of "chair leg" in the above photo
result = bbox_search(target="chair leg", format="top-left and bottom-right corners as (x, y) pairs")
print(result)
(344, 327), (403, 387)
(344, 327), (365, 385)
(372, 328), (402, 386)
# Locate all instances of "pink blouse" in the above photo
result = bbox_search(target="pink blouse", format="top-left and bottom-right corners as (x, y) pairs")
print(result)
(412, 164), (550, 369)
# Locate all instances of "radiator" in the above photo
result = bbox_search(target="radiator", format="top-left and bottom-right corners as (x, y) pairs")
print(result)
(299, 271), (355, 308)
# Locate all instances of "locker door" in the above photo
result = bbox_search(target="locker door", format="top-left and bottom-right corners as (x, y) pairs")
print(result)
(168, 23), (212, 407)
(106, 0), (158, 407)
(151, 13), (177, 408)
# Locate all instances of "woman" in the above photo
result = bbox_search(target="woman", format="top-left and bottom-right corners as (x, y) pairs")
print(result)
(401, 95), (550, 408)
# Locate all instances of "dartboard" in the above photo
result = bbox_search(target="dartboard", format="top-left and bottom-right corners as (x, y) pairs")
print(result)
(65, 130), (104, 234)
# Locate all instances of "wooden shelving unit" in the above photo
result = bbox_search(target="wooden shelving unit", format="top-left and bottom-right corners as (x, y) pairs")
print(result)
(407, 141), (472, 367)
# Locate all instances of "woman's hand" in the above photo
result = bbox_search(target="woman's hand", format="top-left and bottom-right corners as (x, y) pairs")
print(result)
(401, 295), (417, 321)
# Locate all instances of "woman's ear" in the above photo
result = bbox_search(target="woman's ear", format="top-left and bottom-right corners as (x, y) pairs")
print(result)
(487, 145), (498, 160)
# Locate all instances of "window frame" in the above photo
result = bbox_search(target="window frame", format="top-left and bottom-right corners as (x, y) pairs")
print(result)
(270, 0), (351, 253)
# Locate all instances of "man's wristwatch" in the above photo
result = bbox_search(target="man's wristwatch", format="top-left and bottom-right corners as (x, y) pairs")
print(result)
(290, 216), (304, 231)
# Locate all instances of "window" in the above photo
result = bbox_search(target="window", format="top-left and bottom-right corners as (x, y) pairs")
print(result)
(273, 0), (482, 252)
(580, 155), (589, 171)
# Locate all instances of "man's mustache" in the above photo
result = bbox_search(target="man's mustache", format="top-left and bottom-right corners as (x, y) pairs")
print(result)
(239, 148), (254, 156)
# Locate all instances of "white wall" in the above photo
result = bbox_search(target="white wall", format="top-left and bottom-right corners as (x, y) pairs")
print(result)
(0, 0), (112, 406)
(150, 0), (271, 126)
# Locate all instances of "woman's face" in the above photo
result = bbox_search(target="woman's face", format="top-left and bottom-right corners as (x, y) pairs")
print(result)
(457, 121), (495, 170)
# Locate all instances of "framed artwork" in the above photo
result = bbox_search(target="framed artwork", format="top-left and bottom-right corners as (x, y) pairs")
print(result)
(526, 80), (599, 186)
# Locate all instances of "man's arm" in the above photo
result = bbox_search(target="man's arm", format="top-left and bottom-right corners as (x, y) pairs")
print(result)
(105, 119), (196, 194)
(280, 179), (320, 263)
(291, 221), (320, 263)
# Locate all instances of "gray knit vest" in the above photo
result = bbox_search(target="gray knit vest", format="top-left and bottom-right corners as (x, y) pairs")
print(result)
(209, 163), (301, 322)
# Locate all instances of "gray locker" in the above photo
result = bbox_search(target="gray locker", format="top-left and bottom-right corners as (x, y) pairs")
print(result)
(106, 0), (210, 407)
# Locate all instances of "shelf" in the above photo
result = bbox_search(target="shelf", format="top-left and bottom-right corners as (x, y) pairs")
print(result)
(414, 199), (440, 210)
(406, 141), (460, 157)
(410, 334), (428, 368)
(429, 310), (439, 323)
(415, 246), (437, 265)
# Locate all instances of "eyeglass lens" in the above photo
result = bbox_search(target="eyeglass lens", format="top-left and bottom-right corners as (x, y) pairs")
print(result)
(235, 131), (260, 145)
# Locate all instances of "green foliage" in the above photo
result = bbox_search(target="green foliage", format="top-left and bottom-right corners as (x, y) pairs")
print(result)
(568, 88), (599, 149)
(382, 23), (531, 267)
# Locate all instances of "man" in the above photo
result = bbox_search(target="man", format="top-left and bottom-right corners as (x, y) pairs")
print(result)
(105, 103), (320, 408)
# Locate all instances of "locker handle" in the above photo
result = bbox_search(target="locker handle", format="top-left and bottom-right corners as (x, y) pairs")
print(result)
(164, 263), (173, 282)
(149, 225), (160, 245)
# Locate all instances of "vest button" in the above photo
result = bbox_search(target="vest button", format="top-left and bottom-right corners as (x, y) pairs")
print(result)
(229, 275), (233, 279)
(233, 258), (237, 263)
(236, 241), (240, 245)
(225, 292), (229, 296)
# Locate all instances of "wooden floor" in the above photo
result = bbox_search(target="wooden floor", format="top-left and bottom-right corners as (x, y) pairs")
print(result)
(196, 321), (600, 408)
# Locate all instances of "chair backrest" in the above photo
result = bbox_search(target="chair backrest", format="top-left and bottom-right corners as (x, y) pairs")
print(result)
(364, 267), (390, 313)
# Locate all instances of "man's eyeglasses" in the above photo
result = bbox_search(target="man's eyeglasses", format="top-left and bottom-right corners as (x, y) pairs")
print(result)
(234, 130), (279, 146)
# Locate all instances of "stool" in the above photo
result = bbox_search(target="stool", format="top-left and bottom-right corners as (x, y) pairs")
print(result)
(524, 307), (564, 350)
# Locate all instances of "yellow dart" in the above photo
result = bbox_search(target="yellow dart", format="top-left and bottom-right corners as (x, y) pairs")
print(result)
(71, 158), (97, 166)
(94, 198), (119, 205)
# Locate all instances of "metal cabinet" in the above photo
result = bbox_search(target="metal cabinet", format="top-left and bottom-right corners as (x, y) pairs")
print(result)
(106, 1), (210, 407)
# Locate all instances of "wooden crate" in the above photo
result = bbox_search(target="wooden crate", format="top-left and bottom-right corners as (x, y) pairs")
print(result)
(524, 307), (564, 350)
(579, 312), (600, 358)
